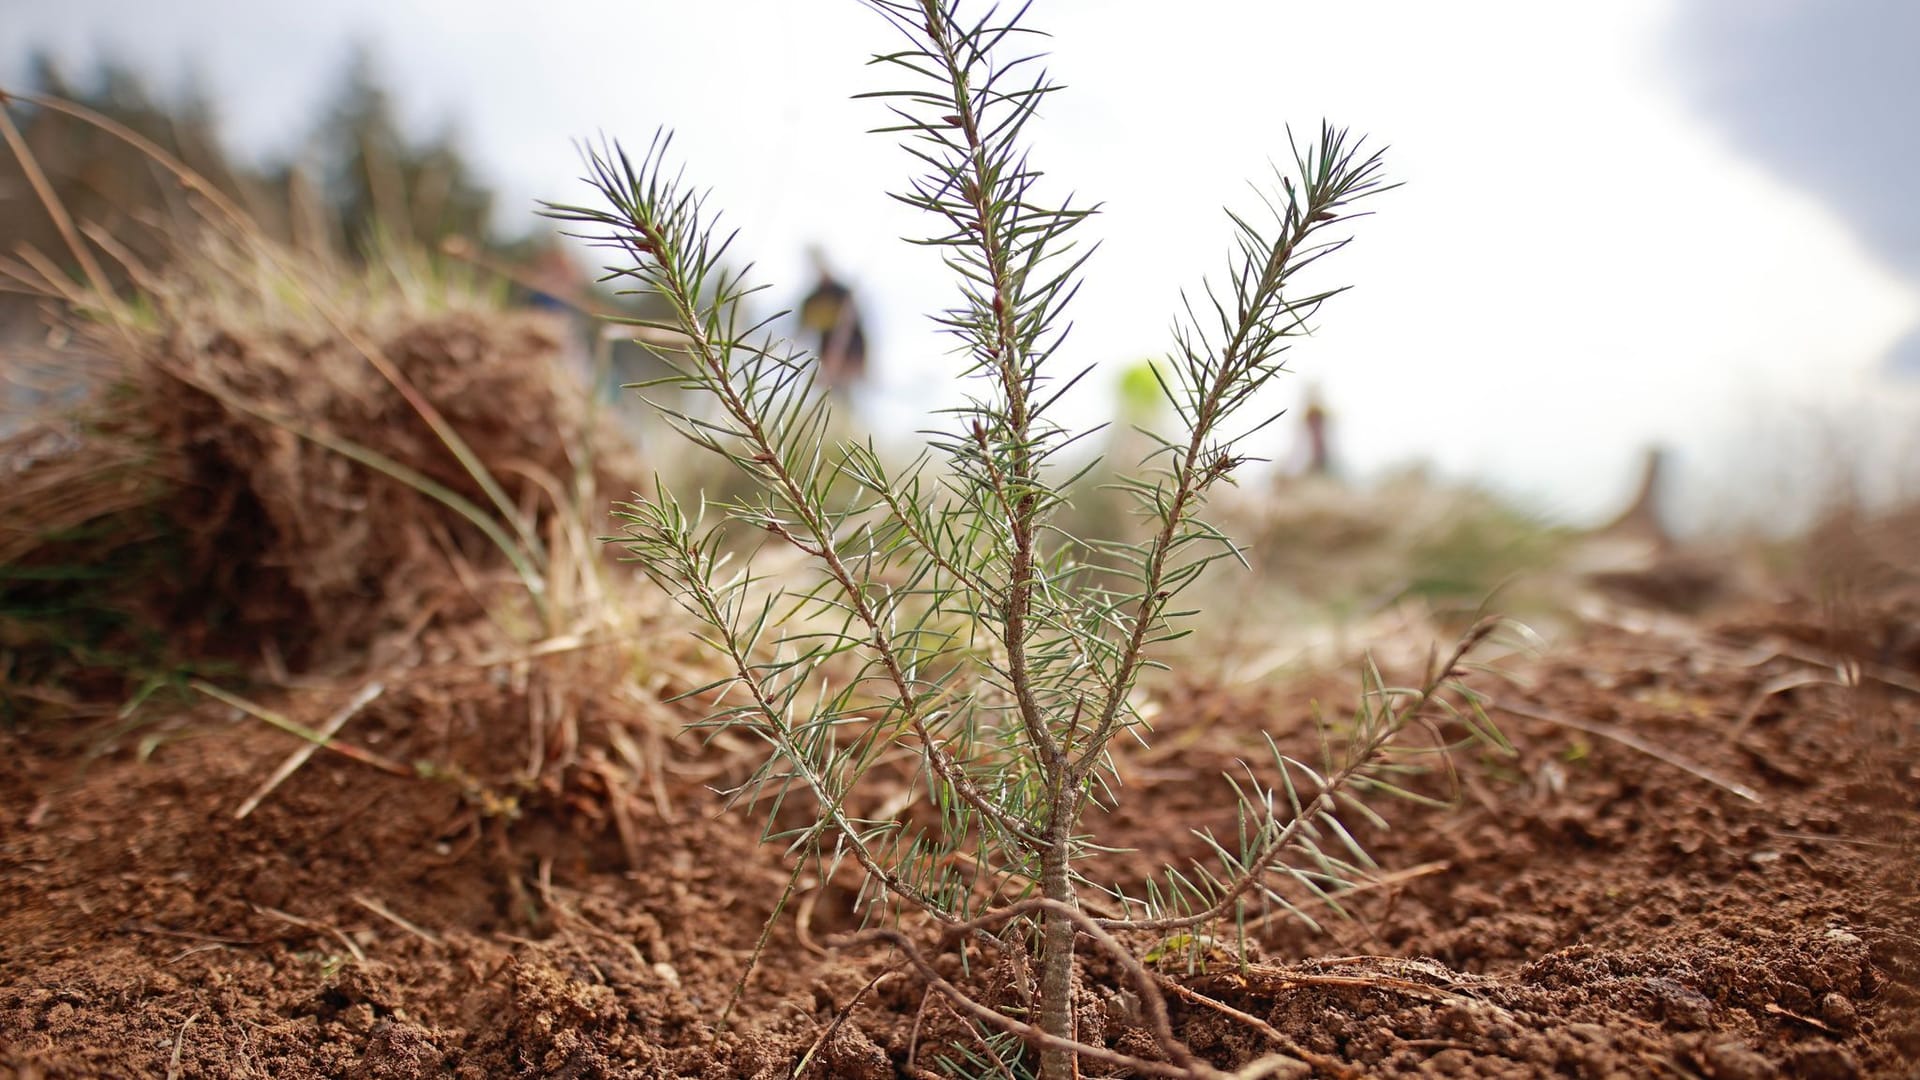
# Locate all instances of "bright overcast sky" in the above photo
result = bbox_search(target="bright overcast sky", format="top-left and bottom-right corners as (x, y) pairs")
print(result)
(6, 0), (1918, 526)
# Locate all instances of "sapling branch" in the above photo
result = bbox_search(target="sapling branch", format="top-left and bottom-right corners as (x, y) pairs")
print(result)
(1071, 133), (1388, 788)
(555, 172), (1044, 855)
(1100, 619), (1497, 934)
(641, 515), (959, 921)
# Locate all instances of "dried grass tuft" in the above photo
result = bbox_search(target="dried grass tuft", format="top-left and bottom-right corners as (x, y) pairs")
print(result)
(1, 226), (642, 709)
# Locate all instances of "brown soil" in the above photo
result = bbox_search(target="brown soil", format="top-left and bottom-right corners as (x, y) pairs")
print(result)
(3, 599), (1916, 1079)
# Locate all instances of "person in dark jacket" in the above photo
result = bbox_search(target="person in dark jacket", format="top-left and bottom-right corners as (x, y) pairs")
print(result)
(798, 248), (868, 392)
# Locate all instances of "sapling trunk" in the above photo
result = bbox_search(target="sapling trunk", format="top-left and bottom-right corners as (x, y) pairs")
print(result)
(1037, 795), (1080, 1080)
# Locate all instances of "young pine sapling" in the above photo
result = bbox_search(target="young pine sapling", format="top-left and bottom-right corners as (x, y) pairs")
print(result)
(545, 3), (1512, 1076)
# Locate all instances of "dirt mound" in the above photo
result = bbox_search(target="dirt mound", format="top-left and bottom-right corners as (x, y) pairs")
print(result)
(3, 298), (633, 709)
(151, 311), (597, 653)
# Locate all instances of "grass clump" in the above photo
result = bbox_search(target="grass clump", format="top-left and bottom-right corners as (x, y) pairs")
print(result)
(0, 91), (636, 721)
(548, 3), (1515, 1076)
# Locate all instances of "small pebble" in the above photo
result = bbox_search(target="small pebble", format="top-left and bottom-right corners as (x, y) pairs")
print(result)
(1817, 992), (1856, 1031)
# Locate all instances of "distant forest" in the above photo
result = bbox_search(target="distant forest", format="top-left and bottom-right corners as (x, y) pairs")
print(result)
(0, 49), (550, 327)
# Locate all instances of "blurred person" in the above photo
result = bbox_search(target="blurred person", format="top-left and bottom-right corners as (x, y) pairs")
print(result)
(798, 247), (868, 392)
(1107, 357), (1169, 472)
(1291, 385), (1336, 478)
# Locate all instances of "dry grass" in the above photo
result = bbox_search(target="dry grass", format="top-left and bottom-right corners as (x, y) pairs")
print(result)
(2, 246), (641, 682)
(0, 92), (735, 837)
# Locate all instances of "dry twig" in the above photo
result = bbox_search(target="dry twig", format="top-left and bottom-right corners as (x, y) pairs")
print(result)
(234, 682), (386, 819)
(251, 904), (366, 963)
(351, 894), (443, 946)
(1493, 699), (1762, 803)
